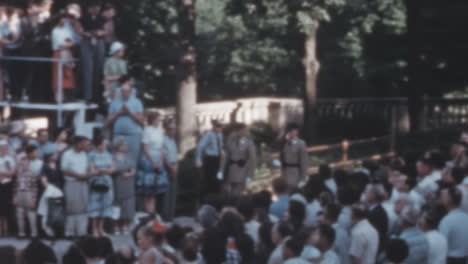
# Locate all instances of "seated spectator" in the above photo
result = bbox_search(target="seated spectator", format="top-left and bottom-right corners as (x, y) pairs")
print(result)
(23, 238), (57, 264)
(309, 224), (339, 264)
(136, 224), (166, 264)
(78, 236), (105, 264)
(319, 203), (350, 264)
(268, 221), (295, 264)
(282, 235), (308, 264)
(197, 204), (218, 230)
(385, 239), (409, 264)
(398, 205), (429, 264)
(439, 185), (468, 264)
(420, 207), (448, 264)
(269, 177), (290, 219)
(349, 203), (379, 264)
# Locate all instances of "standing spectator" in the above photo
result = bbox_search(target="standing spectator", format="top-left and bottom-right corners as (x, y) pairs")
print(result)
(282, 236), (308, 264)
(319, 203), (350, 264)
(8, 120), (27, 154)
(420, 209), (448, 264)
(385, 239), (409, 264)
(223, 123), (257, 196)
(269, 177), (290, 219)
(102, 3), (117, 48)
(280, 123), (308, 191)
(66, 3), (82, 44)
(2, 6), (23, 100)
(137, 111), (168, 214)
(88, 137), (115, 237)
(195, 120), (224, 201)
(162, 121), (178, 221)
(439, 185), (468, 264)
(14, 145), (42, 237)
(78, 2), (107, 102)
(51, 14), (76, 102)
(112, 139), (136, 234)
(32, 128), (57, 158)
(309, 224), (340, 264)
(0, 139), (15, 236)
(363, 183), (389, 251)
(349, 203), (379, 264)
(398, 205), (429, 264)
(61, 136), (90, 238)
(106, 75), (144, 167)
(40, 152), (63, 189)
(54, 127), (71, 153)
(103, 41), (127, 101)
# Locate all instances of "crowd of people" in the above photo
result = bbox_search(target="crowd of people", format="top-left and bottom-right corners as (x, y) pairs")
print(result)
(0, 1), (124, 104)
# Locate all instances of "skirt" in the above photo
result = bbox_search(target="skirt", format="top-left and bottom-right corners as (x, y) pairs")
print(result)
(52, 50), (75, 91)
(136, 150), (168, 196)
(88, 175), (114, 218)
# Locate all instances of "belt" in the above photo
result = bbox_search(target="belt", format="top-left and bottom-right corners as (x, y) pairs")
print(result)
(229, 160), (247, 167)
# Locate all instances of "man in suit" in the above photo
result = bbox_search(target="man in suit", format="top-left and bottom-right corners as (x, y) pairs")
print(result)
(223, 123), (257, 196)
(364, 183), (389, 251)
(280, 123), (308, 191)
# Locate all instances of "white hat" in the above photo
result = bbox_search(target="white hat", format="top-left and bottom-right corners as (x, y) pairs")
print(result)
(109, 41), (125, 56)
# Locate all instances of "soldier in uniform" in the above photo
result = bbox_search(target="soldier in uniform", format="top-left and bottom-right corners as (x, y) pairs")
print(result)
(280, 123), (308, 191)
(195, 120), (224, 201)
(223, 123), (257, 196)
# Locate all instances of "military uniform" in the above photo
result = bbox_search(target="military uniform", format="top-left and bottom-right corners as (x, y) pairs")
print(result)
(223, 136), (257, 195)
(280, 137), (308, 190)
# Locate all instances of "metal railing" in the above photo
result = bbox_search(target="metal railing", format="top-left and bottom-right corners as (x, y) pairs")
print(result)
(0, 55), (78, 127)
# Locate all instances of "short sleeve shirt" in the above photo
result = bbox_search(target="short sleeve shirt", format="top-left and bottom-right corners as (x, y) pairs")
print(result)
(163, 136), (178, 164)
(349, 220), (379, 264)
(61, 148), (88, 180)
(109, 97), (144, 134)
(142, 126), (164, 152)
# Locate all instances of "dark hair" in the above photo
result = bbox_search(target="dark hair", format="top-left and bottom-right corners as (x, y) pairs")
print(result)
(252, 190), (272, 210)
(337, 186), (360, 206)
(386, 239), (409, 263)
(319, 164), (332, 179)
(25, 145), (37, 154)
(272, 177), (288, 194)
(146, 111), (160, 124)
(351, 203), (368, 219)
(317, 224), (336, 247)
(93, 135), (106, 147)
(166, 225), (192, 250)
(23, 238), (57, 264)
(217, 211), (245, 238)
(62, 244), (85, 264)
(275, 221), (295, 239)
(118, 74), (132, 85)
(237, 196), (255, 221)
(286, 123), (300, 132)
(288, 200), (306, 232)
(423, 205), (446, 229)
(78, 236), (100, 259)
(284, 235), (305, 257)
(442, 185), (462, 207)
(72, 136), (89, 145)
(427, 151), (445, 169)
(451, 167), (466, 185)
(259, 221), (274, 250)
(303, 175), (328, 202)
(96, 237), (114, 259)
(324, 203), (342, 222)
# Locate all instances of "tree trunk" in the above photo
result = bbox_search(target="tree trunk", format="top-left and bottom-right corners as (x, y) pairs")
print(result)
(302, 23), (320, 143)
(176, 0), (198, 156)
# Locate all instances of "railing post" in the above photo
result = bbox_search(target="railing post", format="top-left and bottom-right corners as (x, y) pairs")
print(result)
(57, 60), (63, 128)
(342, 139), (349, 162)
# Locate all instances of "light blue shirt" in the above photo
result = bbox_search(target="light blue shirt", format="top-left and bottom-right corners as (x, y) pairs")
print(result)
(31, 140), (57, 158)
(163, 136), (178, 164)
(439, 208), (468, 257)
(269, 195), (290, 219)
(109, 97), (143, 135)
(332, 223), (350, 264)
(399, 227), (429, 264)
(195, 130), (223, 163)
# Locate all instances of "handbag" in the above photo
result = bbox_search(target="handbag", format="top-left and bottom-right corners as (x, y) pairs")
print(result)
(46, 198), (65, 232)
(90, 177), (110, 193)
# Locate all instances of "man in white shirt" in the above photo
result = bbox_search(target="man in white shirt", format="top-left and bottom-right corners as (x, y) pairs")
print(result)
(61, 136), (90, 237)
(268, 221), (295, 264)
(349, 203), (379, 264)
(420, 209), (448, 264)
(415, 158), (439, 196)
(439, 185), (468, 264)
(282, 236), (309, 264)
(319, 203), (350, 264)
(310, 224), (340, 264)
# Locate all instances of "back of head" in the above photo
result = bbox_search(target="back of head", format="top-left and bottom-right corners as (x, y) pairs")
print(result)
(23, 239), (57, 264)
(324, 203), (342, 223)
(400, 205), (420, 227)
(78, 236), (100, 260)
(272, 177), (288, 195)
(276, 221), (295, 239)
(284, 234), (306, 258)
(318, 224), (336, 248)
(386, 239), (409, 263)
(351, 202), (369, 220)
